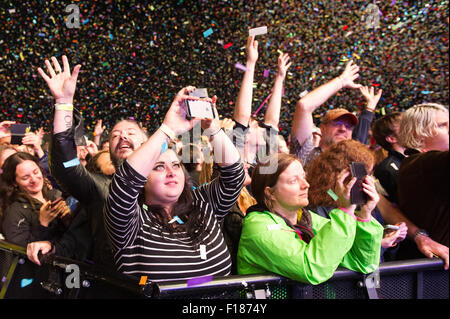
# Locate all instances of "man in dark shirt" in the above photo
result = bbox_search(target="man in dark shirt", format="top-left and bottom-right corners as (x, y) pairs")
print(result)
(372, 112), (405, 204)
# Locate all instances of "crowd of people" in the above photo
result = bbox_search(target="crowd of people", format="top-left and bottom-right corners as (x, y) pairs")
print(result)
(0, 1), (448, 290)
(0, 1), (448, 138)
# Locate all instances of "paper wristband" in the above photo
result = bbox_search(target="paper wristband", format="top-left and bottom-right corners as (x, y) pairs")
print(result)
(63, 157), (81, 168)
(159, 123), (176, 141)
(55, 103), (74, 111)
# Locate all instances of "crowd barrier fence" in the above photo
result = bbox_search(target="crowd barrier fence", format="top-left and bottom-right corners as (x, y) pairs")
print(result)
(0, 240), (447, 299)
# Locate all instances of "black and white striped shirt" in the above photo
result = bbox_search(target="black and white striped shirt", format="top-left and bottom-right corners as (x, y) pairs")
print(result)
(104, 159), (245, 282)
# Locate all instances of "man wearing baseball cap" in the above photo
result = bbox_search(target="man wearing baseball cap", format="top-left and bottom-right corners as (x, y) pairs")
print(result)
(290, 60), (382, 167)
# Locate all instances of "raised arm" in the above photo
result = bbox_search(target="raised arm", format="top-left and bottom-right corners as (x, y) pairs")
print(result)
(264, 51), (292, 128)
(37, 55), (81, 134)
(233, 35), (259, 126)
(377, 195), (449, 269)
(38, 55), (107, 203)
(291, 60), (362, 146)
(352, 86), (382, 144)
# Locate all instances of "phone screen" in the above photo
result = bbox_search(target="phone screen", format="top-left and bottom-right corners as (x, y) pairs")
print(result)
(10, 124), (31, 145)
(186, 100), (215, 119)
(350, 162), (368, 205)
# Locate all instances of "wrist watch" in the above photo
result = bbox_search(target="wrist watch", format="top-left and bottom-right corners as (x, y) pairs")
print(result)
(413, 229), (430, 240)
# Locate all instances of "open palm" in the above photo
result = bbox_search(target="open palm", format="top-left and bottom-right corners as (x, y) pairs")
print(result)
(37, 55), (81, 104)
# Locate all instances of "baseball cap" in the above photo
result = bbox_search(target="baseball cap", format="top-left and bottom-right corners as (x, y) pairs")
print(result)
(321, 108), (358, 126)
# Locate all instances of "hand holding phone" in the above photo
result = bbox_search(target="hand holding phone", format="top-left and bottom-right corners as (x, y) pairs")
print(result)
(384, 224), (400, 231)
(186, 88), (216, 119)
(50, 197), (63, 208)
(10, 124), (31, 145)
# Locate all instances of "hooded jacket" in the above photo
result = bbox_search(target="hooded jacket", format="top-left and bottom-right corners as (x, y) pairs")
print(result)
(237, 207), (383, 285)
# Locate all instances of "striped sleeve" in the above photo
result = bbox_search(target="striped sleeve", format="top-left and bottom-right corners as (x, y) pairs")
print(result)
(104, 160), (147, 251)
(193, 159), (245, 219)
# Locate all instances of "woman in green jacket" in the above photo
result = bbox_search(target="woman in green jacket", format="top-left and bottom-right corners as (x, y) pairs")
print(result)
(237, 153), (383, 284)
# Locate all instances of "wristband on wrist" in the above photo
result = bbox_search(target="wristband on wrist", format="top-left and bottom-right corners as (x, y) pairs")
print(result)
(159, 123), (176, 141)
(337, 207), (355, 217)
(354, 212), (372, 222)
(55, 103), (74, 111)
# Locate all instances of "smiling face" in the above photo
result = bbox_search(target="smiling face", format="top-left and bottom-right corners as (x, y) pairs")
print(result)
(109, 120), (147, 167)
(15, 160), (44, 197)
(267, 159), (310, 213)
(144, 149), (186, 209)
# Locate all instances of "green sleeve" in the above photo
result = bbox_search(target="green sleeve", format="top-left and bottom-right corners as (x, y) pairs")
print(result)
(340, 216), (384, 273)
(238, 209), (357, 285)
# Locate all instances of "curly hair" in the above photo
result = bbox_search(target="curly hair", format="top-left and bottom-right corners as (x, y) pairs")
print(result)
(306, 140), (375, 208)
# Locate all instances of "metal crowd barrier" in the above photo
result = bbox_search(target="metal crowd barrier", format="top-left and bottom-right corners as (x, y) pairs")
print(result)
(0, 239), (448, 299)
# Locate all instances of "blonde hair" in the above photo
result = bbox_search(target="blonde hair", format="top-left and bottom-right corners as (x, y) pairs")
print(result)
(199, 159), (256, 215)
(398, 103), (449, 150)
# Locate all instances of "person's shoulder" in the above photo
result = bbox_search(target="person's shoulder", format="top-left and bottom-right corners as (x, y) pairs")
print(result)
(3, 200), (32, 220)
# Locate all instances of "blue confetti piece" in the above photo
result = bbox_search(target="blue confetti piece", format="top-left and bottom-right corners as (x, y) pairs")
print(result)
(63, 157), (81, 168)
(169, 216), (184, 224)
(421, 91), (431, 94)
(203, 28), (213, 38)
(82, 18), (89, 25)
(21, 278), (33, 288)
(161, 141), (168, 153)
(109, 33), (113, 40)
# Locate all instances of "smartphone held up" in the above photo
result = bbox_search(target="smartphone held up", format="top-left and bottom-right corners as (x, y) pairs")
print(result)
(185, 88), (216, 119)
(350, 162), (368, 205)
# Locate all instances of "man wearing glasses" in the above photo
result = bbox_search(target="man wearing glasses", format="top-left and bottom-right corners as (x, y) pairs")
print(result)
(290, 60), (382, 168)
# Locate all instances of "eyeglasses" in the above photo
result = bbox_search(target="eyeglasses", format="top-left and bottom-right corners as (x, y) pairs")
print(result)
(327, 120), (354, 130)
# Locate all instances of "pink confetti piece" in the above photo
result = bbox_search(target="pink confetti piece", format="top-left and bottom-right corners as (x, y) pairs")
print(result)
(234, 63), (248, 72)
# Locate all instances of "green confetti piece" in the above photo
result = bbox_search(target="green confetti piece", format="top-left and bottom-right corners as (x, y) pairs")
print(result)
(327, 189), (339, 201)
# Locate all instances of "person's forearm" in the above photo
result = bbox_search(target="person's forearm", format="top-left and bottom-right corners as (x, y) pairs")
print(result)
(377, 195), (418, 237)
(299, 76), (342, 113)
(54, 108), (74, 134)
(264, 75), (284, 127)
(209, 130), (241, 167)
(93, 134), (101, 147)
(126, 128), (169, 178)
(234, 62), (256, 125)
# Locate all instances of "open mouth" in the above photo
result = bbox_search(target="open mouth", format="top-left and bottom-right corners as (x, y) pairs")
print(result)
(165, 181), (178, 186)
(116, 141), (133, 152)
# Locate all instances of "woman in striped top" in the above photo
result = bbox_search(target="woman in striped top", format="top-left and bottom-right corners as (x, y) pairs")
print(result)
(105, 86), (245, 281)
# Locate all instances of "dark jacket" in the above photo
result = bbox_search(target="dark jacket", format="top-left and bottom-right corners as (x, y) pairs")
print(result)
(2, 189), (66, 247)
(49, 108), (115, 269)
(374, 149), (405, 204)
(398, 151), (449, 247)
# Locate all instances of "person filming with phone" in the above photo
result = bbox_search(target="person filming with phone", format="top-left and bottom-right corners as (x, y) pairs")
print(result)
(104, 86), (245, 281)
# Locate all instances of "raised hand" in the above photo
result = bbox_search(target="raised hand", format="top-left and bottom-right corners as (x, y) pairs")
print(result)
(359, 85), (383, 112)
(37, 55), (81, 104)
(162, 86), (201, 136)
(0, 120), (15, 139)
(276, 51), (292, 79)
(246, 35), (259, 66)
(339, 60), (362, 90)
(358, 175), (380, 220)
(334, 168), (357, 212)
